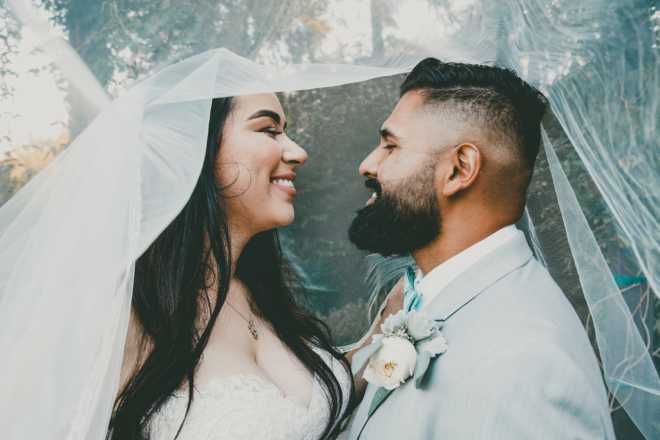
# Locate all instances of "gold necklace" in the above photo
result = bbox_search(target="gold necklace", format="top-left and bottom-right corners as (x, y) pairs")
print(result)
(225, 301), (259, 340)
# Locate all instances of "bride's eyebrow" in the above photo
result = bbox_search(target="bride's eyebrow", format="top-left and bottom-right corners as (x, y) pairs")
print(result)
(247, 109), (287, 129)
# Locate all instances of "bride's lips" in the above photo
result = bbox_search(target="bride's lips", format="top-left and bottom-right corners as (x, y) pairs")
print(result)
(270, 172), (297, 197)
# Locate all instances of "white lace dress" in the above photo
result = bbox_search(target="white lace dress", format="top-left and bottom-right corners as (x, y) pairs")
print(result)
(148, 350), (351, 440)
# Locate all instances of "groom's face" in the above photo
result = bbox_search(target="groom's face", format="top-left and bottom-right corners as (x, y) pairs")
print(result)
(349, 91), (454, 255)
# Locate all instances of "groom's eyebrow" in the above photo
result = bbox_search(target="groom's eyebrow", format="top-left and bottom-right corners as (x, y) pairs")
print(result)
(247, 109), (287, 129)
(380, 127), (400, 142)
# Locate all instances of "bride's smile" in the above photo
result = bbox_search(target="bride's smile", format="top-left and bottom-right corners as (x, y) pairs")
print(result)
(270, 172), (297, 197)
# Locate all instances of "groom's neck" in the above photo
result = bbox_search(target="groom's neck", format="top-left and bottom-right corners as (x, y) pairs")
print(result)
(411, 215), (509, 275)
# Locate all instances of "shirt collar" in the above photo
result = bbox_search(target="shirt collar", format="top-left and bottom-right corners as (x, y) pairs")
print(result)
(417, 224), (521, 309)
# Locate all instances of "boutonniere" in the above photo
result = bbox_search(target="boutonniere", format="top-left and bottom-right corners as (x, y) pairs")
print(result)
(352, 310), (448, 391)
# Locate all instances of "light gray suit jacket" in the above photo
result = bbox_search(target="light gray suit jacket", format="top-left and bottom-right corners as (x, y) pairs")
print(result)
(346, 234), (615, 439)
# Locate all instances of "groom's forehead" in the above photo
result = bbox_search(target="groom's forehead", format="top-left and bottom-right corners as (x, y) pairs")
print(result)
(385, 91), (452, 139)
(391, 90), (427, 117)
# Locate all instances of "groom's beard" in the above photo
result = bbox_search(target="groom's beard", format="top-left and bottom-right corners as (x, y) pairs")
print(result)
(348, 165), (440, 256)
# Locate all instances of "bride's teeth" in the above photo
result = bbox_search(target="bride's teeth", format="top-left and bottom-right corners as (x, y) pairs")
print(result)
(272, 179), (295, 188)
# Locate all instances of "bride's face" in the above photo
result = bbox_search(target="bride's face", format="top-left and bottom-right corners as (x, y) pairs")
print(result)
(217, 93), (307, 233)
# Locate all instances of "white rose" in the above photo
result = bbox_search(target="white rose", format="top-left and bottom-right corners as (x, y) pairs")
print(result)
(362, 336), (417, 390)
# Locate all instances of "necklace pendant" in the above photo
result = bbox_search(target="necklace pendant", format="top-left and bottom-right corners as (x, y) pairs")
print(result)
(248, 319), (259, 340)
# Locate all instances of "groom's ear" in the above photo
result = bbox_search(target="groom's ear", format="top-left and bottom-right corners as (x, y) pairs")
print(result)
(440, 143), (481, 197)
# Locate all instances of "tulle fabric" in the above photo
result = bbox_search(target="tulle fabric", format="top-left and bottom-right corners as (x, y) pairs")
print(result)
(1, 0), (658, 438)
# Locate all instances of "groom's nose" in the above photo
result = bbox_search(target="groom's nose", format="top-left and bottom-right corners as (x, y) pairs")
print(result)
(359, 148), (381, 178)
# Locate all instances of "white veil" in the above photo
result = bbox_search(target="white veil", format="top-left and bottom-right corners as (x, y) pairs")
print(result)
(1, 0), (658, 439)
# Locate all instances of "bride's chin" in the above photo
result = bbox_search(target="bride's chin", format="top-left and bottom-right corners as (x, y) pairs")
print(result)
(280, 210), (295, 226)
(265, 206), (295, 228)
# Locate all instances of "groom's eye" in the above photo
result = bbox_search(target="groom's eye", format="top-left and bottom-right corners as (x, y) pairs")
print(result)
(383, 144), (397, 151)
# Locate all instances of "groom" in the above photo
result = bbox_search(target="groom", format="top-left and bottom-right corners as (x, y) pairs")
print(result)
(346, 58), (615, 439)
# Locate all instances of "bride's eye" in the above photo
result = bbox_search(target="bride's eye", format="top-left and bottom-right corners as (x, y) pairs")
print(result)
(260, 127), (282, 138)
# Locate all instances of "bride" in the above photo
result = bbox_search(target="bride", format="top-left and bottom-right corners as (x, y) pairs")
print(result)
(111, 94), (352, 440)
(0, 42), (406, 440)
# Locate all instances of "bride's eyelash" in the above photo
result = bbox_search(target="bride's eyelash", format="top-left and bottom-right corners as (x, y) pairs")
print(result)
(260, 127), (282, 138)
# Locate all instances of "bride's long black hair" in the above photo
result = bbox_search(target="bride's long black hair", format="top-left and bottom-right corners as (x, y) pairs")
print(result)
(109, 97), (353, 440)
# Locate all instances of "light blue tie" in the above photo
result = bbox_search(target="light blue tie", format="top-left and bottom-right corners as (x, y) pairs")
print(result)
(403, 266), (423, 312)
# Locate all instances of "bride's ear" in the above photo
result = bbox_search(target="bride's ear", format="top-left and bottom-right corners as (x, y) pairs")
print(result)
(440, 143), (481, 197)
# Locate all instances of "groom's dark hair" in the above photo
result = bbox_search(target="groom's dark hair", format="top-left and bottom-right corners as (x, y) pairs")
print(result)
(400, 58), (547, 175)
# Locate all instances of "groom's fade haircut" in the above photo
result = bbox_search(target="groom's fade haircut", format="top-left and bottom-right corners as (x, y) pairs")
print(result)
(400, 57), (547, 195)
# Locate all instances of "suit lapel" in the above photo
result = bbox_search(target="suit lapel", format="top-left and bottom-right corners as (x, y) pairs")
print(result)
(367, 387), (393, 417)
(425, 234), (533, 321)
(355, 386), (395, 439)
(353, 235), (533, 439)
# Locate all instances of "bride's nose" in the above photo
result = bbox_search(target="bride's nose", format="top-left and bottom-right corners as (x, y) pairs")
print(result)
(282, 137), (308, 166)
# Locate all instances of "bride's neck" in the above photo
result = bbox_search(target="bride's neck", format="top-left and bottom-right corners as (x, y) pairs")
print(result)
(227, 221), (252, 277)
(204, 219), (253, 278)
(201, 221), (254, 309)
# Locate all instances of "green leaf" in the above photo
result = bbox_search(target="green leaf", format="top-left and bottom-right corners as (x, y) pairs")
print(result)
(414, 351), (432, 388)
(368, 387), (393, 417)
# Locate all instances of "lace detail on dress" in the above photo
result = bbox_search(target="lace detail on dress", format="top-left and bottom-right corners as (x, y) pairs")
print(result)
(148, 350), (350, 440)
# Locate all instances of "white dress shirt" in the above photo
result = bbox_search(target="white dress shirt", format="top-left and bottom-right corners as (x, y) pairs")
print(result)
(417, 224), (522, 310)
